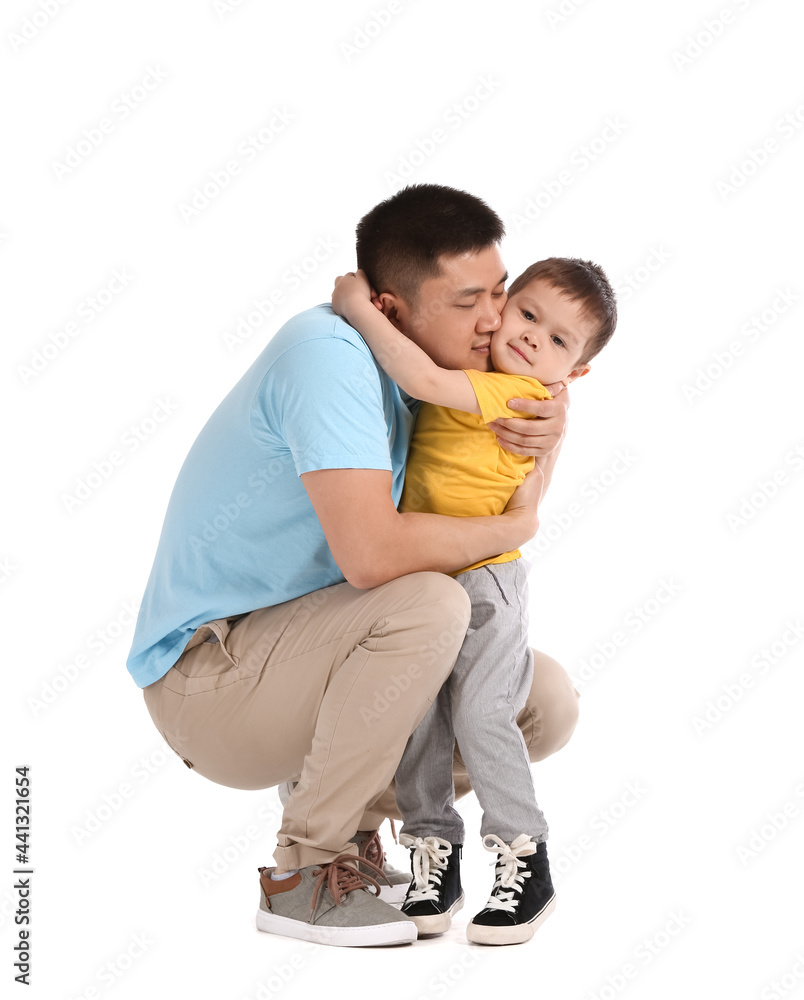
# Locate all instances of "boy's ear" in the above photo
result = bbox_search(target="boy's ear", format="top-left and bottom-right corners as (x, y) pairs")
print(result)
(563, 364), (591, 387)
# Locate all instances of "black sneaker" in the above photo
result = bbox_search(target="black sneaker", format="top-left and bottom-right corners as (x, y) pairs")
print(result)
(398, 835), (464, 936)
(466, 834), (556, 945)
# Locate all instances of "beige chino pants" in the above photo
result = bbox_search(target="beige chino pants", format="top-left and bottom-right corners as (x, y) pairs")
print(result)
(142, 571), (580, 870)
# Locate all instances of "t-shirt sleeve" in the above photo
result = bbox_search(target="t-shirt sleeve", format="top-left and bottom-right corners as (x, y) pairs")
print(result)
(251, 338), (393, 475)
(463, 370), (553, 424)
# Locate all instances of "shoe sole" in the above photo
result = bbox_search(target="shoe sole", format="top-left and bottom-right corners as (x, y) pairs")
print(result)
(256, 908), (417, 947)
(466, 893), (556, 945)
(406, 893), (465, 937)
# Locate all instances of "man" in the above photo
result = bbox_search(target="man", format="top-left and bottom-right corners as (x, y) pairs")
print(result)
(127, 183), (579, 947)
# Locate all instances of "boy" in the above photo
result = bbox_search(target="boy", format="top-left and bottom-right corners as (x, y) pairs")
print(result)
(331, 257), (616, 945)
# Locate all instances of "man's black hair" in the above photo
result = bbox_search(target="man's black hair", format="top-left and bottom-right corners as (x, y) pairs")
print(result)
(356, 184), (505, 304)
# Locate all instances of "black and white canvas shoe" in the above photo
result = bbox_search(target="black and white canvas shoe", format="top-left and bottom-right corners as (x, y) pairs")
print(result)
(467, 834), (556, 945)
(398, 835), (464, 936)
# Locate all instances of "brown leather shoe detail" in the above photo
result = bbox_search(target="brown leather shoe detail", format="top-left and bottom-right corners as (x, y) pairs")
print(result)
(258, 867), (302, 908)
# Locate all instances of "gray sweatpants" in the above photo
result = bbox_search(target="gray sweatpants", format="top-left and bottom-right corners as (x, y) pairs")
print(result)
(394, 559), (548, 845)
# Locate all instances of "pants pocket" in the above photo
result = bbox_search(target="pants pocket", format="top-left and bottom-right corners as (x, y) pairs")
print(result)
(481, 565), (511, 606)
(164, 618), (244, 695)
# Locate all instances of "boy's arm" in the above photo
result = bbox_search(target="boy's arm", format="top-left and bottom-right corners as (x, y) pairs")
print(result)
(332, 271), (481, 414)
(533, 425), (565, 497)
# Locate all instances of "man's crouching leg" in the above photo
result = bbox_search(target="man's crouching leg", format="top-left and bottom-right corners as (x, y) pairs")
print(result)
(275, 572), (471, 872)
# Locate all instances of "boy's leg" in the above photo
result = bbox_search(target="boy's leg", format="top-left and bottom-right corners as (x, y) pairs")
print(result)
(142, 571), (471, 870)
(393, 675), (465, 843)
(448, 560), (547, 842)
(358, 642), (580, 829)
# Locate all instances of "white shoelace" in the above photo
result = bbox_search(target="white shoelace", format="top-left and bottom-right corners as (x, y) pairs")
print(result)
(481, 834), (538, 913)
(398, 835), (452, 902)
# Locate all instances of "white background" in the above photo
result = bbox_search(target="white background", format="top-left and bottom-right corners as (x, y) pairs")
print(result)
(3, 0), (803, 998)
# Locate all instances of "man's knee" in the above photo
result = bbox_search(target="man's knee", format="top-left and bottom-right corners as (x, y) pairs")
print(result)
(355, 574), (470, 712)
(418, 573), (471, 663)
(385, 572), (471, 644)
(550, 680), (580, 751)
(412, 571), (471, 614)
(520, 648), (581, 761)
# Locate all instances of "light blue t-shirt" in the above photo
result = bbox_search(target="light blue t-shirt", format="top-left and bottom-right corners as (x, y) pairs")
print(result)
(126, 304), (417, 688)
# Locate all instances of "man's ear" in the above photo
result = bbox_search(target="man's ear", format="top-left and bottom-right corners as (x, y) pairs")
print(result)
(563, 364), (591, 387)
(374, 292), (413, 332)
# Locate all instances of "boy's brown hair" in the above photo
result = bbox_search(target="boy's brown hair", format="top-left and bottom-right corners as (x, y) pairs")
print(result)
(508, 258), (617, 366)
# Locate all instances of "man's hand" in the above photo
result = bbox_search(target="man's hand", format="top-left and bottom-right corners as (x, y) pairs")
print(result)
(332, 270), (374, 326)
(488, 382), (570, 459)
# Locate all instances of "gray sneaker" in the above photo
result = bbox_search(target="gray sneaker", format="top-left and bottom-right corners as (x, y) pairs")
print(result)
(275, 782), (411, 906)
(256, 854), (417, 947)
(352, 829), (412, 905)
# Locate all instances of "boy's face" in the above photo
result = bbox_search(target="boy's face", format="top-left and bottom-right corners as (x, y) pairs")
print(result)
(489, 278), (596, 386)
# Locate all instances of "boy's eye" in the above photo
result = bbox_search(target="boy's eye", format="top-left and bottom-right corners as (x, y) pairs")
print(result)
(522, 310), (535, 321)
(552, 335), (565, 347)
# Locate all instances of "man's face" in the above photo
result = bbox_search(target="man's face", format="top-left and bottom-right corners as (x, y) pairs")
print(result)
(384, 245), (508, 371)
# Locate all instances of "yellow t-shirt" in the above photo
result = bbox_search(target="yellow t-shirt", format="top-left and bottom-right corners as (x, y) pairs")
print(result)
(399, 370), (552, 576)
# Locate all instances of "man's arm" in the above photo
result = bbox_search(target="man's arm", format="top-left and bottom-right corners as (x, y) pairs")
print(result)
(332, 271), (480, 413)
(302, 467), (542, 589)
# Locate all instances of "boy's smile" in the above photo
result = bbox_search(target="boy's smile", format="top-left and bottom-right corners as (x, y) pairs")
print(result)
(489, 278), (597, 387)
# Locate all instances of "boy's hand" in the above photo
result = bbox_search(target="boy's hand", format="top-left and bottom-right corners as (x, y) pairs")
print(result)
(332, 270), (375, 324)
(488, 382), (570, 458)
